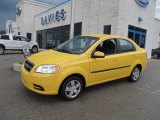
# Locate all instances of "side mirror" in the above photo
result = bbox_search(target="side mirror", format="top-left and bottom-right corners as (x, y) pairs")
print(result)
(92, 51), (105, 58)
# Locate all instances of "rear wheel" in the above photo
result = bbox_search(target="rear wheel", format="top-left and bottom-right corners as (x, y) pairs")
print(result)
(153, 53), (159, 59)
(60, 76), (84, 101)
(128, 66), (141, 82)
(0, 46), (5, 55)
(32, 46), (38, 53)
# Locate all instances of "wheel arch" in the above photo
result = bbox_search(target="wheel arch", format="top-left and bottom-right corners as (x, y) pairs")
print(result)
(32, 45), (38, 49)
(130, 61), (143, 75)
(135, 64), (142, 72)
(0, 44), (5, 50)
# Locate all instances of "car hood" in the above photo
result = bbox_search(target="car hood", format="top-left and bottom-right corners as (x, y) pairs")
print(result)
(27, 50), (80, 66)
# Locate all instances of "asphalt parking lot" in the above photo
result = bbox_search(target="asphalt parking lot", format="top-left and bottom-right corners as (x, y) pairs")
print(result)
(0, 52), (160, 120)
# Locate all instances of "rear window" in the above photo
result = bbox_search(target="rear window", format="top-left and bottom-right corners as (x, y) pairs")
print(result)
(1, 35), (10, 40)
(119, 39), (135, 52)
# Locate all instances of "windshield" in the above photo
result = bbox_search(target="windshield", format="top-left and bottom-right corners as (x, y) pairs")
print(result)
(54, 36), (99, 54)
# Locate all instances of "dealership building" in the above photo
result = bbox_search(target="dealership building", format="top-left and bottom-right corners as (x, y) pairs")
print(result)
(16, 0), (160, 58)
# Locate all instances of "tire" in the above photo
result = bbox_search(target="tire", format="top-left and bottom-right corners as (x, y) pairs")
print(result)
(60, 76), (84, 101)
(153, 53), (159, 59)
(128, 66), (141, 82)
(0, 46), (5, 55)
(31, 46), (38, 53)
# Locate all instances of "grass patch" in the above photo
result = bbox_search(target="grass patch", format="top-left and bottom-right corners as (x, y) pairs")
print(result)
(19, 62), (23, 65)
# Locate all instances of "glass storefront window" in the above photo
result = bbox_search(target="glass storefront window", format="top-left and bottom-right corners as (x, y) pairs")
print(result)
(61, 25), (70, 43)
(128, 25), (147, 48)
(46, 29), (54, 49)
(37, 31), (42, 49)
(36, 25), (70, 49)
(42, 30), (47, 49)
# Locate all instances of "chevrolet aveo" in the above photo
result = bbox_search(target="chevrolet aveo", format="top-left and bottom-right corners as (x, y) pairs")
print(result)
(21, 34), (147, 101)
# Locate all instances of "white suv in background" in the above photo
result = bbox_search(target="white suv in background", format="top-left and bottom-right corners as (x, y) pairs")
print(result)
(0, 34), (39, 55)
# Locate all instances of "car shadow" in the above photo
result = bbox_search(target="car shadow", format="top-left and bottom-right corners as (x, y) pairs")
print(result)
(84, 78), (128, 93)
(20, 78), (130, 103)
(4, 52), (23, 55)
(21, 87), (64, 103)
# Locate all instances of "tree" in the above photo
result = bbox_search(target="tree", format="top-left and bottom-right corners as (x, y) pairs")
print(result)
(0, 30), (6, 35)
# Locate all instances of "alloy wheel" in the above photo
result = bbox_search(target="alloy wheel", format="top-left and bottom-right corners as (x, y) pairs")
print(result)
(32, 46), (38, 53)
(153, 54), (158, 59)
(132, 68), (140, 81)
(65, 80), (81, 99)
(0, 47), (4, 55)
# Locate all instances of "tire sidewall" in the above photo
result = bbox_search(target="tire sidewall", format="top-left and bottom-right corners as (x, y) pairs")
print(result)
(61, 76), (84, 101)
(32, 46), (38, 53)
(153, 53), (159, 59)
(0, 46), (4, 55)
(129, 67), (141, 82)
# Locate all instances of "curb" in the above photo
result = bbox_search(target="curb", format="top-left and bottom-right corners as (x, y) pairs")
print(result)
(13, 63), (22, 72)
(148, 59), (160, 62)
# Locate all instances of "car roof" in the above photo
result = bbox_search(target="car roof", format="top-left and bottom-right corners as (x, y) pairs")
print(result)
(82, 34), (130, 40)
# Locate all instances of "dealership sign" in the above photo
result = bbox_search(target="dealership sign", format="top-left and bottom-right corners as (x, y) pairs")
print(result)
(135, 0), (149, 7)
(41, 9), (66, 25)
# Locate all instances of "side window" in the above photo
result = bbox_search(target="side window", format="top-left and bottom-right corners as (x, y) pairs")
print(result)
(119, 39), (135, 53)
(21, 37), (29, 42)
(1, 35), (10, 40)
(95, 39), (116, 55)
(13, 36), (21, 41)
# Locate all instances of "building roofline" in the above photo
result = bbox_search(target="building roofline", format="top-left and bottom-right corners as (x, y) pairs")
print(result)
(35, 0), (71, 17)
(34, 0), (56, 6)
(155, 18), (160, 21)
(16, 0), (54, 8)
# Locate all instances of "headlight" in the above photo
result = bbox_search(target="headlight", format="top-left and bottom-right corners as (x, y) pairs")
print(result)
(36, 64), (60, 74)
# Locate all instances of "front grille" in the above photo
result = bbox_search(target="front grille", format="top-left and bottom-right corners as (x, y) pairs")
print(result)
(24, 60), (34, 72)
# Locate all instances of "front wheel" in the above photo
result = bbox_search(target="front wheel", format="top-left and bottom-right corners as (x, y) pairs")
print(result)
(60, 76), (84, 101)
(0, 46), (5, 55)
(128, 66), (141, 82)
(31, 46), (38, 53)
(153, 53), (159, 59)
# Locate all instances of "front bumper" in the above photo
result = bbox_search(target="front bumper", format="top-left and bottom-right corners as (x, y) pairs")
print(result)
(21, 65), (60, 95)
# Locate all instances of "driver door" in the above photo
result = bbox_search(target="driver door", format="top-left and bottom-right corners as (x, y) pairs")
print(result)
(89, 39), (120, 85)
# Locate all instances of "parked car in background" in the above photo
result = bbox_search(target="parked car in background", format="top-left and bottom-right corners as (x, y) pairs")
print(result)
(0, 34), (39, 55)
(21, 34), (147, 101)
(151, 47), (160, 59)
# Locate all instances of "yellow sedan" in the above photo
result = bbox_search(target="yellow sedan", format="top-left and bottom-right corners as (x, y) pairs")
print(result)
(21, 34), (147, 101)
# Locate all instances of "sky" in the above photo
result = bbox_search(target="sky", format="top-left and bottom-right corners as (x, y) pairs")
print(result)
(0, 0), (160, 31)
(0, 0), (65, 30)
(156, 0), (160, 19)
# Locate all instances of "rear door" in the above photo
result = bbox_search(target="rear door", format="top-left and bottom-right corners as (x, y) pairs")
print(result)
(12, 36), (23, 49)
(115, 38), (137, 77)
